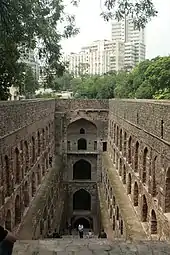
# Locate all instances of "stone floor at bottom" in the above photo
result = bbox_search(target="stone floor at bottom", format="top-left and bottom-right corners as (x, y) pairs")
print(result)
(13, 238), (170, 255)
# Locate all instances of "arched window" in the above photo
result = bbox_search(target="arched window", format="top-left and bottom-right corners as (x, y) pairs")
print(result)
(128, 136), (132, 164)
(133, 182), (139, 206)
(32, 172), (36, 197)
(119, 158), (122, 176)
(15, 148), (20, 184)
(80, 128), (85, 134)
(134, 141), (139, 172)
(151, 210), (157, 234)
(141, 195), (148, 222)
(5, 155), (10, 196)
(124, 132), (127, 157)
(120, 129), (122, 151)
(37, 164), (41, 185)
(24, 182), (29, 207)
(78, 138), (87, 150)
(5, 210), (11, 231)
(142, 147), (148, 183)
(152, 156), (157, 197)
(15, 195), (21, 225)
(116, 206), (119, 220)
(127, 173), (132, 194)
(120, 220), (123, 235)
(37, 131), (41, 156)
(73, 189), (91, 210)
(24, 141), (29, 173)
(73, 160), (91, 180)
(122, 165), (126, 184)
(32, 136), (35, 164)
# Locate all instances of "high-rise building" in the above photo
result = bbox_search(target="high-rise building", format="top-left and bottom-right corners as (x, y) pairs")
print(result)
(111, 17), (146, 69)
(63, 40), (125, 76)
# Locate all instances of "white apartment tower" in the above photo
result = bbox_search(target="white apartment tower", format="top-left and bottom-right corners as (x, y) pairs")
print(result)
(112, 17), (146, 69)
(64, 40), (125, 76)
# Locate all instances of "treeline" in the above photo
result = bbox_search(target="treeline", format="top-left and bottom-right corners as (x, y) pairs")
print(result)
(51, 56), (170, 99)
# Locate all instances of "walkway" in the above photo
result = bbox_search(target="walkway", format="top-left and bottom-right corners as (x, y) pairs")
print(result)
(102, 152), (146, 240)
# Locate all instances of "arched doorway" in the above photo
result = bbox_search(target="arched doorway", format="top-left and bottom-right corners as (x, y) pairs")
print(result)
(151, 209), (157, 234)
(133, 182), (139, 206)
(24, 181), (29, 207)
(127, 173), (132, 194)
(142, 147), (148, 184)
(15, 195), (21, 225)
(134, 141), (139, 172)
(78, 138), (87, 150)
(73, 189), (91, 210)
(141, 195), (148, 222)
(5, 210), (11, 231)
(73, 160), (91, 180)
(73, 217), (91, 229)
(32, 172), (36, 197)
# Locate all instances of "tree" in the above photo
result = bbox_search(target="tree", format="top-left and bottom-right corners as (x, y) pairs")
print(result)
(0, 0), (79, 100)
(72, 0), (157, 29)
(21, 66), (39, 97)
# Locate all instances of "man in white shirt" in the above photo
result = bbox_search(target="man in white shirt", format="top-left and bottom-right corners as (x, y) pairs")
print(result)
(78, 224), (84, 238)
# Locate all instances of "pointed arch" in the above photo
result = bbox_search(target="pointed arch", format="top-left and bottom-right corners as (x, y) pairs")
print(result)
(5, 210), (11, 231)
(127, 173), (132, 194)
(128, 136), (132, 164)
(80, 128), (85, 134)
(37, 164), (41, 185)
(119, 158), (122, 176)
(78, 138), (87, 150)
(73, 189), (91, 211)
(122, 165), (126, 184)
(133, 182), (139, 206)
(142, 147), (148, 184)
(120, 129), (122, 151)
(32, 136), (35, 164)
(73, 159), (91, 180)
(24, 181), (29, 207)
(134, 141), (139, 172)
(151, 209), (157, 234)
(31, 172), (36, 197)
(124, 132), (127, 157)
(15, 195), (21, 225)
(141, 195), (148, 222)
(152, 156), (157, 197)
(37, 131), (41, 156)
(5, 155), (10, 196)
(15, 148), (20, 184)
(24, 141), (29, 173)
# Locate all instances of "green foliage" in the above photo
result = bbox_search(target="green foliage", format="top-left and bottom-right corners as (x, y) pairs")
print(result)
(54, 56), (170, 100)
(0, 0), (79, 100)
(21, 66), (39, 97)
(72, 0), (157, 29)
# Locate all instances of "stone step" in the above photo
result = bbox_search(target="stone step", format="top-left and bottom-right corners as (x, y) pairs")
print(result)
(13, 239), (170, 254)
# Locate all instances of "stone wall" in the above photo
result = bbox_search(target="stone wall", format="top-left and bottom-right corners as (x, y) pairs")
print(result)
(0, 99), (65, 239)
(56, 99), (109, 234)
(107, 99), (170, 240)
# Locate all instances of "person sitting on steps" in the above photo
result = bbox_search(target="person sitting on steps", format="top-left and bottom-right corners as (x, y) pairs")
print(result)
(98, 229), (107, 238)
(0, 225), (17, 255)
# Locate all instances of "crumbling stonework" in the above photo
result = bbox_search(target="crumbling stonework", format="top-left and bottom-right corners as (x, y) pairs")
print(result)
(0, 99), (170, 241)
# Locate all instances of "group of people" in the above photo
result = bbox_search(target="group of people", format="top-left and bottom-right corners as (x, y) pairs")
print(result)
(0, 225), (16, 255)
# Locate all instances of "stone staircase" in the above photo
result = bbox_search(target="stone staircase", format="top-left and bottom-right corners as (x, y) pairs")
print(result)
(13, 238), (170, 254)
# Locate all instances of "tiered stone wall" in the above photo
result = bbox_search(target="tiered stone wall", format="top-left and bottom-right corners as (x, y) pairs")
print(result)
(0, 99), (64, 239)
(106, 99), (170, 240)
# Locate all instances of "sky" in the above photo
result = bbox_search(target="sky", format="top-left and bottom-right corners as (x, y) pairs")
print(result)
(61, 0), (170, 59)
